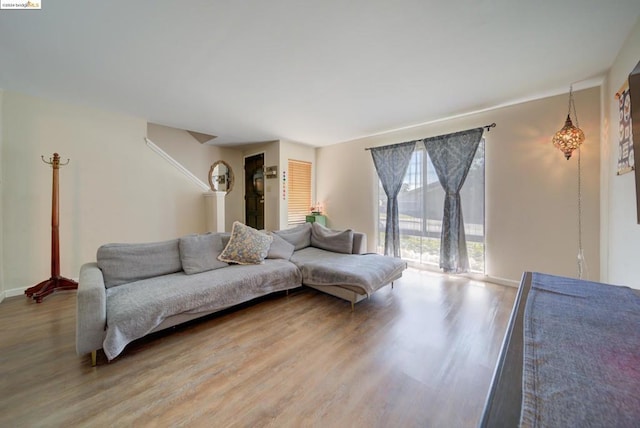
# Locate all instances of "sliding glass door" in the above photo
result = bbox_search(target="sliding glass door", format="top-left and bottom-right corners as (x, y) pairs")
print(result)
(377, 141), (485, 273)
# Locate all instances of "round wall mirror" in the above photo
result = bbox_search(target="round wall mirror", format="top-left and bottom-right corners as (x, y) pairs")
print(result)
(208, 160), (234, 193)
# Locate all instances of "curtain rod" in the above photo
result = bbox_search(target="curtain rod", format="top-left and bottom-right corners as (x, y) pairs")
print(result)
(364, 122), (496, 151)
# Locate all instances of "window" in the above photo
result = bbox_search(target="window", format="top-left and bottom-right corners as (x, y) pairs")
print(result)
(288, 159), (312, 225)
(377, 141), (485, 272)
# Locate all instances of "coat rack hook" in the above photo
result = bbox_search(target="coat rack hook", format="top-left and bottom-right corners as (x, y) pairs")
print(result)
(41, 153), (70, 168)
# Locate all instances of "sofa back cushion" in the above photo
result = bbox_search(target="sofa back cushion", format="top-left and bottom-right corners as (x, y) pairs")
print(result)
(97, 239), (182, 288)
(266, 232), (295, 260)
(311, 222), (354, 254)
(179, 233), (229, 275)
(220, 232), (231, 248)
(352, 232), (367, 254)
(274, 223), (311, 251)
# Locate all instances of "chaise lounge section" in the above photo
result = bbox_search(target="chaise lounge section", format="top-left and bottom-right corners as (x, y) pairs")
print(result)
(291, 247), (406, 309)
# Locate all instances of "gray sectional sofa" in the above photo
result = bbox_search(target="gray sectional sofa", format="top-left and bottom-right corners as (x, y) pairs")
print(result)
(76, 222), (406, 365)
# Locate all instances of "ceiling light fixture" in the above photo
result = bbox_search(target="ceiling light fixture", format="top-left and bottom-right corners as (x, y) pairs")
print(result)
(552, 85), (585, 160)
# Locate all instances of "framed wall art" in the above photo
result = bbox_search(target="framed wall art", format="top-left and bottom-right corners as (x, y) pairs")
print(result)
(616, 79), (634, 175)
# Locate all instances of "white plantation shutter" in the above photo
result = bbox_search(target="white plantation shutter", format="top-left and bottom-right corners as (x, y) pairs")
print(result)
(288, 159), (312, 224)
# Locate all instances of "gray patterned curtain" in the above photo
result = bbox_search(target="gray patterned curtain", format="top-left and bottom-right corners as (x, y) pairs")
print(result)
(424, 128), (483, 273)
(370, 141), (417, 257)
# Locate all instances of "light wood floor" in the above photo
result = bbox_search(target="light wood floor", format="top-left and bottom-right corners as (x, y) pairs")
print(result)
(0, 269), (516, 428)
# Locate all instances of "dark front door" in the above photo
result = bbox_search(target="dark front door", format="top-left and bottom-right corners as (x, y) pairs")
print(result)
(245, 153), (264, 229)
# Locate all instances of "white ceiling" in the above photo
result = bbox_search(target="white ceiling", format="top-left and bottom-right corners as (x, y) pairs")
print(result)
(1, 1), (639, 146)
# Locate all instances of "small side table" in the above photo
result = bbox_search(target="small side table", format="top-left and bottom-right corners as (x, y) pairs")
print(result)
(305, 213), (326, 226)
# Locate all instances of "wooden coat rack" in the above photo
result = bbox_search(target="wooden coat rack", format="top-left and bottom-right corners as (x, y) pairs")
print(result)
(25, 153), (78, 303)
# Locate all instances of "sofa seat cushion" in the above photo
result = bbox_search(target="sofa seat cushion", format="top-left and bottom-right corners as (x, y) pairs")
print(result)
(103, 259), (301, 360)
(290, 247), (407, 297)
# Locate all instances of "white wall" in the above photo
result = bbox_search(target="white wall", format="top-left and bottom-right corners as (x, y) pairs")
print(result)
(147, 123), (244, 232)
(148, 123), (222, 186)
(602, 18), (640, 288)
(1, 92), (207, 295)
(317, 88), (601, 285)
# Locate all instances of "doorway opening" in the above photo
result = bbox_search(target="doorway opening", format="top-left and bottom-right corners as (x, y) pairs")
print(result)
(244, 153), (265, 229)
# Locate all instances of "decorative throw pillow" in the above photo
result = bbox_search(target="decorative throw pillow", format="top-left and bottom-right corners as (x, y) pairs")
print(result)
(218, 221), (273, 265)
(266, 232), (295, 260)
(179, 233), (229, 275)
(274, 223), (311, 251)
(311, 222), (354, 254)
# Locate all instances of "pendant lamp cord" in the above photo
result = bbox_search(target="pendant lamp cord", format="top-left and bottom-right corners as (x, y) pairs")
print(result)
(570, 85), (585, 279)
(578, 145), (584, 279)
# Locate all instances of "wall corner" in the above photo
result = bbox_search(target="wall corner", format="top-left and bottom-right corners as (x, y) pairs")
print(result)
(599, 81), (610, 283)
(0, 89), (4, 297)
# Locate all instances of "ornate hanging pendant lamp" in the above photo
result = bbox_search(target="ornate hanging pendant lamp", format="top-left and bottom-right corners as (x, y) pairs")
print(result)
(552, 85), (585, 160)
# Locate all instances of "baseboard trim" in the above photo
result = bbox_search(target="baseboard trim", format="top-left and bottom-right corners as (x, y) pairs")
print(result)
(473, 275), (519, 288)
(406, 262), (520, 288)
(2, 279), (79, 302)
(5, 286), (27, 298)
